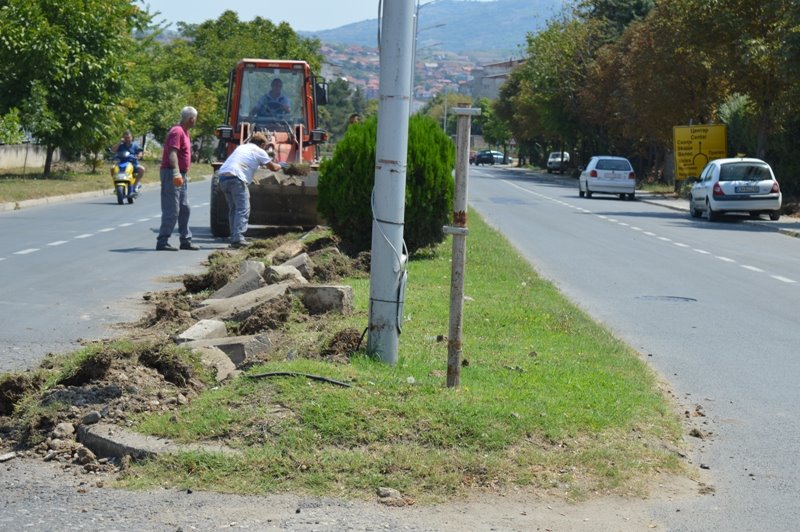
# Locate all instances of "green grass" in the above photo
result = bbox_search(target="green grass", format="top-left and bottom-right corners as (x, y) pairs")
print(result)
(121, 214), (684, 502)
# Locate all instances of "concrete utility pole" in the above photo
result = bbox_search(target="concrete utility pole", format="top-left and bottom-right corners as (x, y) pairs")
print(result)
(367, 0), (415, 365)
(445, 104), (480, 387)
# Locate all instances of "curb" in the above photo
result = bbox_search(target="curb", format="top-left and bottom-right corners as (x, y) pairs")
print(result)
(77, 422), (240, 460)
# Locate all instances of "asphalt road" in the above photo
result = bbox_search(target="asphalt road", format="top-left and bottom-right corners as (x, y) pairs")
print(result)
(0, 176), (228, 372)
(469, 165), (800, 532)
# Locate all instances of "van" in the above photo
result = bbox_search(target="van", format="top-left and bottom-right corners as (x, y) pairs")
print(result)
(547, 151), (570, 174)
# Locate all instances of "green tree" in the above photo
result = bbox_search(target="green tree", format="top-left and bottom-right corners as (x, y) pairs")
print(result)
(318, 115), (454, 254)
(0, 108), (25, 144)
(0, 0), (149, 174)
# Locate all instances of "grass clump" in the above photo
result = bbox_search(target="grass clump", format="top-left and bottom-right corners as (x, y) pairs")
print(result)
(122, 214), (684, 502)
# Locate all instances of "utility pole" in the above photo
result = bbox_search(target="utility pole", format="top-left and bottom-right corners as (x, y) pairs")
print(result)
(367, 0), (415, 365)
(444, 104), (480, 387)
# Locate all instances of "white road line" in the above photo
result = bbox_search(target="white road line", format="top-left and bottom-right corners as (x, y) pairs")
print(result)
(772, 276), (797, 284)
(673, 242), (690, 248)
(118, 223), (134, 228)
(717, 256), (736, 263)
(14, 248), (39, 255)
(98, 228), (115, 233)
(741, 265), (764, 273)
(608, 218), (619, 223)
(618, 222), (629, 227)
(693, 249), (711, 254)
(75, 234), (93, 239)
(631, 226), (642, 231)
(47, 241), (69, 246)
(644, 231), (656, 236)
(658, 237), (671, 242)
(0, 258), (6, 262)
(137, 218), (150, 222)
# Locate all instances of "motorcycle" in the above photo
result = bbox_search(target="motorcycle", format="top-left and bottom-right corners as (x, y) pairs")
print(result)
(111, 151), (138, 204)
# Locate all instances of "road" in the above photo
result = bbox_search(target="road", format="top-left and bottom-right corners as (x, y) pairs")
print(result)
(0, 176), (227, 372)
(469, 165), (800, 531)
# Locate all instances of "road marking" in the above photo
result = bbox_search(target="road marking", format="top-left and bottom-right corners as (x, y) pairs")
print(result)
(658, 237), (671, 242)
(75, 234), (93, 239)
(618, 222), (629, 227)
(137, 218), (151, 222)
(772, 275), (797, 284)
(631, 226), (643, 231)
(673, 242), (690, 248)
(47, 241), (69, 246)
(693, 249), (711, 255)
(644, 231), (656, 236)
(14, 248), (39, 255)
(741, 265), (764, 273)
(118, 223), (134, 228)
(98, 227), (115, 233)
(717, 256), (736, 263)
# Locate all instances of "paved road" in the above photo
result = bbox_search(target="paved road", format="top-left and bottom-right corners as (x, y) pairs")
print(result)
(0, 177), (228, 372)
(469, 165), (800, 532)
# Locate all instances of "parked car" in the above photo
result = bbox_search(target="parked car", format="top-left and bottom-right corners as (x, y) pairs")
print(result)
(546, 151), (570, 174)
(475, 150), (505, 165)
(689, 157), (782, 221)
(578, 156), (636, 199)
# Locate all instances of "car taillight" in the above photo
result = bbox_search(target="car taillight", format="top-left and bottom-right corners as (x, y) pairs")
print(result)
(712, 183), (725, 196)
(589, 170), (598, 178)
(628, 172), (635, 180)
(771, 181), (780, 193)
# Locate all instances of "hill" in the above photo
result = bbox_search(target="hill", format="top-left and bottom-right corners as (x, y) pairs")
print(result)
(302, 0), (563, 56)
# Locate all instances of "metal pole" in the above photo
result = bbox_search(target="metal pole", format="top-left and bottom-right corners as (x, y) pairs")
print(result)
(445, 105), (480, 387)
(367, 0), (415, 365)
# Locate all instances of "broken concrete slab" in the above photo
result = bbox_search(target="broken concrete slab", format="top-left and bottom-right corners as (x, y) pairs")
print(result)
(266, 240), (305, 264)
(181, 334), (273, 367)
(239, 259), (266, 276)
(281, 252), (315, 278)
(192, 282), (290, 321)
(290, 285), (353, 315)
(265, 264), (308, 285)
(176, 319), (228, 343)
(77, 423), (240, 461)
(195, 345), (239, 382)
(209, 268), (266, 300)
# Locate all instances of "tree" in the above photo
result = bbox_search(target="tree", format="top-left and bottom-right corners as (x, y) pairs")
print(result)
(0, 0), (149, 174)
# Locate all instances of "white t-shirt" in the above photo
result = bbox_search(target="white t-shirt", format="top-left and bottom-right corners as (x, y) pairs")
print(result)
(217, 143), (271, 184)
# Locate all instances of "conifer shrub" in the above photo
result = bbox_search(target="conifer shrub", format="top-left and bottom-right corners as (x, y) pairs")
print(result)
(318, 115), (455, 254)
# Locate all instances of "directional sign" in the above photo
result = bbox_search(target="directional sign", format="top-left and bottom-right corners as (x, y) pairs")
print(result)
(673, 125), (727, 181)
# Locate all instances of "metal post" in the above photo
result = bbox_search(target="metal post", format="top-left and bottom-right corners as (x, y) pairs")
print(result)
(367, 0), (415, 365)
(444, 105), (480, 387)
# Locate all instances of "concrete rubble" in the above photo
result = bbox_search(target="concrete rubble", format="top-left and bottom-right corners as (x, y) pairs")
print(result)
(74, 240), (354, 462)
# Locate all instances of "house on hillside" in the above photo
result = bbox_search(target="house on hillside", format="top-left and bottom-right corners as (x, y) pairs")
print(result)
(471, 58), (525, 100)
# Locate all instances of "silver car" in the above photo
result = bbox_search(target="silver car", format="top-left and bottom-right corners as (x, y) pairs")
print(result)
(689, 157), (782, 221)
(578, 156), (636, 200)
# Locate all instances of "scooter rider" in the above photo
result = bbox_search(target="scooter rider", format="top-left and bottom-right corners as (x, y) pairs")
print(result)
(112, 130), (145, 195)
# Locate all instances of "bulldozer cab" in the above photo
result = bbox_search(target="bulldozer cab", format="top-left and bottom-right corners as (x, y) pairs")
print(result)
(238, 67), (305, 128)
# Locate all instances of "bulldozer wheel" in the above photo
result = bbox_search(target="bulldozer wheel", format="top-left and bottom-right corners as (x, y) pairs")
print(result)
(209, 175), (231, 238)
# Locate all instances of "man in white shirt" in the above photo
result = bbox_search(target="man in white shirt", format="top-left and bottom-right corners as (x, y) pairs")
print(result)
(216, 132), (285, 248)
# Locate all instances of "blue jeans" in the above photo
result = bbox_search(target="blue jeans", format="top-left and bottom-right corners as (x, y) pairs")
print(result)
(156, 168), (192, 246)
(220, 177), (250, 243)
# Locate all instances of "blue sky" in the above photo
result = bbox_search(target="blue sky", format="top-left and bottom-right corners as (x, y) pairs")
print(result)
(138, 0), (443, 32)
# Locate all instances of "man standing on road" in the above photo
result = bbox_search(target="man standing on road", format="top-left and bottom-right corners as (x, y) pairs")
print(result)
(156, 106), (199, 251)
(216, 132), (285, 248)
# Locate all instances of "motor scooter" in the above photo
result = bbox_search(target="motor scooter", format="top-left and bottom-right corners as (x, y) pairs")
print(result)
(111, 151), (138, 204)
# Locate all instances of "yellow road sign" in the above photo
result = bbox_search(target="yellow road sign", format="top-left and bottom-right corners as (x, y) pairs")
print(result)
(673, 125), (727, 181)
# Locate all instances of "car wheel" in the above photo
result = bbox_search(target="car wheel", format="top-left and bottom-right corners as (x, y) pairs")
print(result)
(619, 193), (626, 200)
(704, 199), (719, 221)
(586, 188), (593, 199)
(689, 196), (702, 218)
(628, 192), (636, 200)
(547, 168), (552, 174)
(579, 188), (585, 198)
(769, 211), (781, 221)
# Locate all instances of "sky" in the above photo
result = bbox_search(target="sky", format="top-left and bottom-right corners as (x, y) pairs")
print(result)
(139, 0), (442, 32)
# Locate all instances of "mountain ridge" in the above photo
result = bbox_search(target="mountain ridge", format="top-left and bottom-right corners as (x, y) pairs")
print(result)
(301, 0), (562, 56)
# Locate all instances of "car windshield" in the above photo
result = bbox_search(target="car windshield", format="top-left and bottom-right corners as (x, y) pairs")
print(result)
(596, 159), (631, 171)
(549, 152), (565, 160)
(719, 163), (772, 182)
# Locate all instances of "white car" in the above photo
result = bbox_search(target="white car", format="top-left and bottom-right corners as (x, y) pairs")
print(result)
(578, 156), (636, 200)
(689, 157), (782, 221)
(547, 151), (570, 174)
